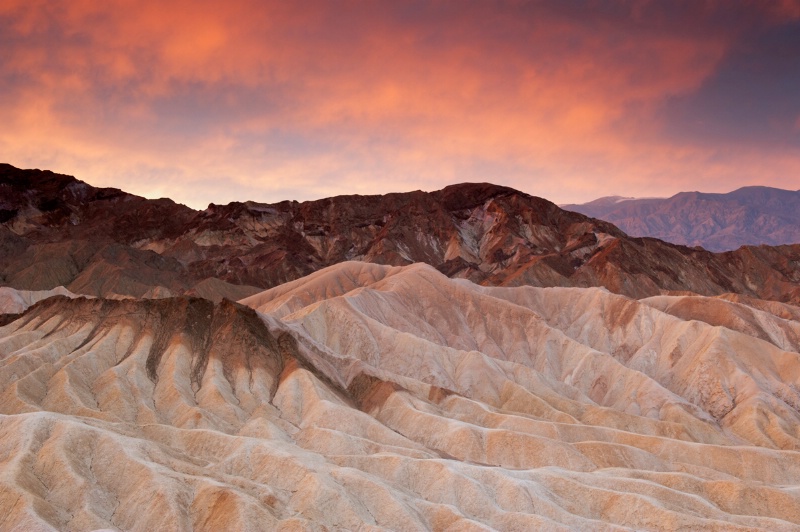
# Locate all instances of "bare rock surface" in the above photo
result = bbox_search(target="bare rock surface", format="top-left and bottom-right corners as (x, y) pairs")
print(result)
(0, 286), (79, 314)
(3, 163), (800, 305)
(1, 262), (800, 530)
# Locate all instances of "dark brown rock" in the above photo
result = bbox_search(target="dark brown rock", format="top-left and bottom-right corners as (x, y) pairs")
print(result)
(2, 163), (800, 304)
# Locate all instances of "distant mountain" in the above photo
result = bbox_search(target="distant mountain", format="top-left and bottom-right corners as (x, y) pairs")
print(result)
(561, 195), (663, 218)
(2, 163), (800, 304)
(562, 187), (800, 252)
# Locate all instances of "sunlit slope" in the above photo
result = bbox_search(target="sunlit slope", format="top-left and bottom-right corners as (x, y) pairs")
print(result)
(1, 262), (799, 530)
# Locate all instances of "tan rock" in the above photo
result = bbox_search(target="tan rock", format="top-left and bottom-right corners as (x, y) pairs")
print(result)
(0, 262), (799, 530)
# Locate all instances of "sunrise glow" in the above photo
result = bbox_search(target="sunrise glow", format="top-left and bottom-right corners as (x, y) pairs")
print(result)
(1, 0), (799, 207)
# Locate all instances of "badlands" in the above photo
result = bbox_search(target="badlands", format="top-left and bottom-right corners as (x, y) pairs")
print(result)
(1, 261), (800, 530)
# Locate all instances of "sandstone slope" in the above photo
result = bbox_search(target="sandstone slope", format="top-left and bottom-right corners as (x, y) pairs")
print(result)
(1, 262), (799, 530)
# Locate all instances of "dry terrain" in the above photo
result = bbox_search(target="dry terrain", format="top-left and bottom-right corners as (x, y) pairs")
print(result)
(1, 262), (799, 530)
(3, 164), (800, 305)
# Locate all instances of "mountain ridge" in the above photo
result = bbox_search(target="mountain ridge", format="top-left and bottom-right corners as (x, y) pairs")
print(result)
(2, 163), (800, 305)
(563, 186), (800, 252)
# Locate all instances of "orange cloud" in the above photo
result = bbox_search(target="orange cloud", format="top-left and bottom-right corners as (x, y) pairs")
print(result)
(1, 1), (799, 207)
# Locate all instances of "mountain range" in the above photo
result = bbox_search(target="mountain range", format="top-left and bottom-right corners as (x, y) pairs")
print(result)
(562, 187), (800, 252)
(2, 164), (800, 530)
(2, 164), (799, 305)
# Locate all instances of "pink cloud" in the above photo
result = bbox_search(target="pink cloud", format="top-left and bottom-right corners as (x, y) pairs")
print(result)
(1, 1), (799, 206)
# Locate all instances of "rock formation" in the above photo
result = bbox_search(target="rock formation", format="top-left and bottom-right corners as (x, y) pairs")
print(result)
(1, 262), (799, 530)
(2, 164), (800, 305)
(3, 163), (800, 529)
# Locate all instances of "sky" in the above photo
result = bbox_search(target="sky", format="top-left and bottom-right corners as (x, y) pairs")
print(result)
(1, 0), (799, 209)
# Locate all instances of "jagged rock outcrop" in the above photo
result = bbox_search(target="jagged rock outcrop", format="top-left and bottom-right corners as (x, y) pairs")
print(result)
(1, 262), (800, 530)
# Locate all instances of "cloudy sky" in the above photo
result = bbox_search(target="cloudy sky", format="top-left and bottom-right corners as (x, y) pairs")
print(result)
(1, 0), (799, 208)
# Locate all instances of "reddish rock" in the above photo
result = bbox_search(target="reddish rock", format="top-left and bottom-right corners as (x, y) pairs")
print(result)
(2, 163), (799, 304)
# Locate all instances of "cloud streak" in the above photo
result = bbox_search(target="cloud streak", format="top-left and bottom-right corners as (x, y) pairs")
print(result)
(1, 0), (799, 207)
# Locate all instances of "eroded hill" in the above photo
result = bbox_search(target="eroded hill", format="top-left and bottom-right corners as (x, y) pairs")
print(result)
(1, 262), (800, 530)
